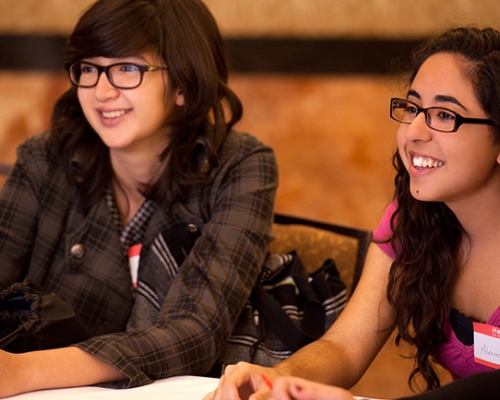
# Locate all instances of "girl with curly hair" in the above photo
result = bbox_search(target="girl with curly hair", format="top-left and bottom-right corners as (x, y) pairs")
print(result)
(208, 26), (500, 400)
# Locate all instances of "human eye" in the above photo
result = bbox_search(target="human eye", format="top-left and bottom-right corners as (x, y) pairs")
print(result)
(80, 63), (97, 74)
(118, 63), (140, 73)
(404, 103), (418, 116)
(435, 109), (457, 121)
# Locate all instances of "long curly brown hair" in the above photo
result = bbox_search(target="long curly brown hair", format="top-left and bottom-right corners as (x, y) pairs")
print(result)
(387, 26), (500, 390)
(50, 0), (242, 209)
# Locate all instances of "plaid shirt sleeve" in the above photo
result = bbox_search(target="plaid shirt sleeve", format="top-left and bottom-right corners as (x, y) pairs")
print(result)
(74, 131), (279, 388)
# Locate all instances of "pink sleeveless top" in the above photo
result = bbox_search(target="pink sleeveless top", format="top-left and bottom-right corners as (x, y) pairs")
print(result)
(373, 202), (496, 379)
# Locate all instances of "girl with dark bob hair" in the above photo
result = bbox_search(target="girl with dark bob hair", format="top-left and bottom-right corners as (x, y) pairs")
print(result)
(0, 0), (277, 397)
(207, 26), (500, 400)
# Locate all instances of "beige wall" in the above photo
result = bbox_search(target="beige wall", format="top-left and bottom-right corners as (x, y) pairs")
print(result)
(2, 1), (499, 230)
(1, 0), (500, 36)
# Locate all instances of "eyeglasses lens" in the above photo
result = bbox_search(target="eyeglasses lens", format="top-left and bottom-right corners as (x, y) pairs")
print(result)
(391, 100), (455, 132)
(70, 63), (142, 89)
(392, 100), (415, 123)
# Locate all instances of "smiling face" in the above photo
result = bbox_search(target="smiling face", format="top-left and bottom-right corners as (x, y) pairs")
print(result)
(397, 52), (500, 208)
(77, 52), (184, 157)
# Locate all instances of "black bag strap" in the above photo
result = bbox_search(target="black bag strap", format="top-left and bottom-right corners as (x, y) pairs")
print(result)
(250, 254), (342, 352)
(288, 255), (327, 339)
(250, 281), (313, 351)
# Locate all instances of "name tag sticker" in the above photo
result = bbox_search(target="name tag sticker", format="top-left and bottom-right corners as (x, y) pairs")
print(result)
(473, 322), (500, 369)
(128, 243), (142, 288)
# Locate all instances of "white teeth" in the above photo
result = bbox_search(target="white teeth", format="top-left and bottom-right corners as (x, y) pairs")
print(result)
(413, 156), (444, 168)
(101, 110), (127, 118)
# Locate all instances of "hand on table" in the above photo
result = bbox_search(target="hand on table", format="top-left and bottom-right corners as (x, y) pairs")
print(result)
(203, 362), (278, 400)
(203, 361), (356, 400)
(271, 376), (356, 400)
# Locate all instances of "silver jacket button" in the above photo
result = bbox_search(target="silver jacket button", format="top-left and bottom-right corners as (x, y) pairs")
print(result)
(187, 224), (198, 233)
(70, 244), (85, 259)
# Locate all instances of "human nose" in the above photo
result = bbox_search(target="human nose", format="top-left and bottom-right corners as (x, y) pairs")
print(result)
(402, 111), (433, 142)
(94, 70), (120, 100)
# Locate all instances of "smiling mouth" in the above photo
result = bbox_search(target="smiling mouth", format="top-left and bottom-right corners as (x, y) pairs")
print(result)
(412, 156), (445, 169)
(100, 109), (130, 119)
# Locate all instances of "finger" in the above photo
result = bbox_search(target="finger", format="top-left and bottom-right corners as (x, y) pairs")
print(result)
(270, 377), (294, 400)
(202, 389), (215, 400)
(218, 363), (268, 400)
(280, 377), (355, 400)
(215, 364), (247, 400)
(246, 368), (277, 400)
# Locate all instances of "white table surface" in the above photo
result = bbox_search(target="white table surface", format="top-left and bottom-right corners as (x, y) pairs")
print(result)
(8, 375), (382, 400)
(9, 375), (219, 400)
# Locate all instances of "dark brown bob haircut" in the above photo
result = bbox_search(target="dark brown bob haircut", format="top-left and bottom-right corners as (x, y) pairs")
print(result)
(51, 0), (242, 208)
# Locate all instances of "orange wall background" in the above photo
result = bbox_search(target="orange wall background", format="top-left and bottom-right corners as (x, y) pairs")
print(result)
(2, 1), (500, 230)
(1, 1), (500, 398)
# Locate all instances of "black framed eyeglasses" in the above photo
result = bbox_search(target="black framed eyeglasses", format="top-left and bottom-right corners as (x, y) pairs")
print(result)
(390, 98), (495, 133)
(67, 62), (169, 89)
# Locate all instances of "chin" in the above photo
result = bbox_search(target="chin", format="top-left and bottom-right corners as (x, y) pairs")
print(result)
(410, 186), (429, 201)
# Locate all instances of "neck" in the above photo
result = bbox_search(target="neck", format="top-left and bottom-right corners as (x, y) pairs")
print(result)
(447, 190), (500, 242)
(109, 149), (165, 225)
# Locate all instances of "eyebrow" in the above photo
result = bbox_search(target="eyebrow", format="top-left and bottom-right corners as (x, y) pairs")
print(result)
(83, 55), (148, 64)
(407, 89), (468, 111)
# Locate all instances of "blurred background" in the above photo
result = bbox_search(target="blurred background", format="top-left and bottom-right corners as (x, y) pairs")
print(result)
(1, 1), (500, 397)
(2, 0), (500, 230)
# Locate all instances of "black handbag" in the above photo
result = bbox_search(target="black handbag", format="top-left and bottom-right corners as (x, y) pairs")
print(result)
(217, 251), (347, 367)
(0, 282), (91, 353)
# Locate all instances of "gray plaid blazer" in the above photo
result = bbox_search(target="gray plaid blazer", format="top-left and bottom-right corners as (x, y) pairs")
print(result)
(0, 129), (278, 388)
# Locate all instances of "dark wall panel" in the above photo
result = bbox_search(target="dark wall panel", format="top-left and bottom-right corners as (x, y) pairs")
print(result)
(0, 35), (423, 74)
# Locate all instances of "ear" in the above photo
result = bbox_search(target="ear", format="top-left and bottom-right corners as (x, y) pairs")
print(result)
(174, 89), (185, 107)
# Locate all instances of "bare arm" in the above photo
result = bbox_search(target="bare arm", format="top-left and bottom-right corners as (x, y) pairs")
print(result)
(273, 244), (395, 386)
(208, 244), (396, 400)
(0, 347), (126, 398)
